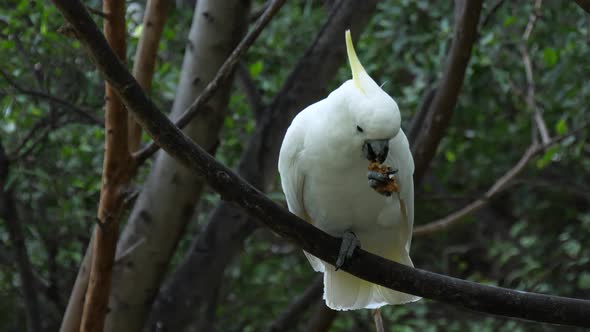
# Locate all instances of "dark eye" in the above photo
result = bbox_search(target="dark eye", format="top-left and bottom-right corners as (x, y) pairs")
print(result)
(356, 125), (364, 133)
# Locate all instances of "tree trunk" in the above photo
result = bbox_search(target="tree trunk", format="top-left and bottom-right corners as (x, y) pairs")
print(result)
(60, 1), (170, 330)
(79, 0), (131, 330)
(410, 0), (483, 183)
(105, 1), (250, 331)
(146, 1), (379, 330)
(128, 0), (172, 152)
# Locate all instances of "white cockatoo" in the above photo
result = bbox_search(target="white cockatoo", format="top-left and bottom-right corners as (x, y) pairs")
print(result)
(278, 30), (420, 310)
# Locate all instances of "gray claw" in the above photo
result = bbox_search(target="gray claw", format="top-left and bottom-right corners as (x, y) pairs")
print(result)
(367, 170), (389, 183)
(367, 168), (398, 184)
(335, 230), (360, 270)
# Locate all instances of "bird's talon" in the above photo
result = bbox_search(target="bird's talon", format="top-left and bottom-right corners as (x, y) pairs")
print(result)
(335, 231), (359, 270)
(387, 168), (399, 175)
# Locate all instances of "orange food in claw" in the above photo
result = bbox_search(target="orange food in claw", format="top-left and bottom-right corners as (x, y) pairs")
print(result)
(368, 161), (400, 195)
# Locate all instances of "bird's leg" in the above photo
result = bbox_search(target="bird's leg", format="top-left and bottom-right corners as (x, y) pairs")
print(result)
(372, 308), (385, 332)
(335, 230), (360, 270)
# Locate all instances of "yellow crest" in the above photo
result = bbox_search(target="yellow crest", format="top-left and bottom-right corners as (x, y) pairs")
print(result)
(345, 30), (366, 94)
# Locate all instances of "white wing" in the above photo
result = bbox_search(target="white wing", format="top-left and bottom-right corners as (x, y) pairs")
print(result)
(278, 114), (309, 221)
(278, 109), (328, 272)
(384, 129), (415, 252)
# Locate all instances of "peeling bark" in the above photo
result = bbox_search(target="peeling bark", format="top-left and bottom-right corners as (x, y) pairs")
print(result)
(105, 1), (251, 331)
(79, 0), (132, 331)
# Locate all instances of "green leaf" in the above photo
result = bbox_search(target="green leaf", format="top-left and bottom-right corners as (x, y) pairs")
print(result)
(503, 16), (516, 26)
(555, 118), (568, 135)
(444, 150), (456, 162)
(248, 60), (263, 78)
(536, 146), (558, 169)
(543, 48), (558, 68)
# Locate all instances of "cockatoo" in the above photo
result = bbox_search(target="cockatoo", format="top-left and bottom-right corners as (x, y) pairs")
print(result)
(278, 30), (420, 310)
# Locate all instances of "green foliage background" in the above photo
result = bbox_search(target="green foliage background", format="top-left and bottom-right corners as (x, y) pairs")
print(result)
(0, 0), (589, 331)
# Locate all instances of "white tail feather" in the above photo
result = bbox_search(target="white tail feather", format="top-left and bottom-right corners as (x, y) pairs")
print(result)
(306, 251), (420, 311)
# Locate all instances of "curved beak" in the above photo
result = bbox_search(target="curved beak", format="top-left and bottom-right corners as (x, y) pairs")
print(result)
(362, 139), (389, 163)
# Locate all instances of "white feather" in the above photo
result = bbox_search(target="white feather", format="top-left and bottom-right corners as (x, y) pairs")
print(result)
(278, 31), (420, 310)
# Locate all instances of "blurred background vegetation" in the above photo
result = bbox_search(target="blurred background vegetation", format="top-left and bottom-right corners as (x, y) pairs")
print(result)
(1, 0), (589, 331)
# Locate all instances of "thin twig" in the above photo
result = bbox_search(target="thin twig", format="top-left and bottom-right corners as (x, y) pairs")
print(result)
(132, 0), (286, 165)
(237, 63), (265, 121)
(0, 69), (103, 126)
(9, 114), (86, 161)
(414, 144), (538, 236)
(520, 46), (550, 144)
(479, 0), (507, 30)
(10, 125), (54, 162)
(521, 0), (550, 145)
(86, 6), (108, 19)
(414, 123), (589, 236)
(522, 0), (542, 41)
(514, 178), (590, 202)
(8, 112), (57, 158)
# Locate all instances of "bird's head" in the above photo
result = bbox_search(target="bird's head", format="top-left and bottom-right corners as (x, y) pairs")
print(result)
(342, 30), (401, 163)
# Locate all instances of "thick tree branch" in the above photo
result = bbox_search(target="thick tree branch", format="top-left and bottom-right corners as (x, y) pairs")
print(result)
(132, 0), (286, 165)
(128, 0), (172, 152)
(51, 0), (590, 327)
(411, 0), (483, 183)
(79, 0), (132, 330)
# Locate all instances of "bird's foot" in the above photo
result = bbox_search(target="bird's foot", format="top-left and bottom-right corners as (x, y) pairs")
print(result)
(335, 230), (360, 270)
